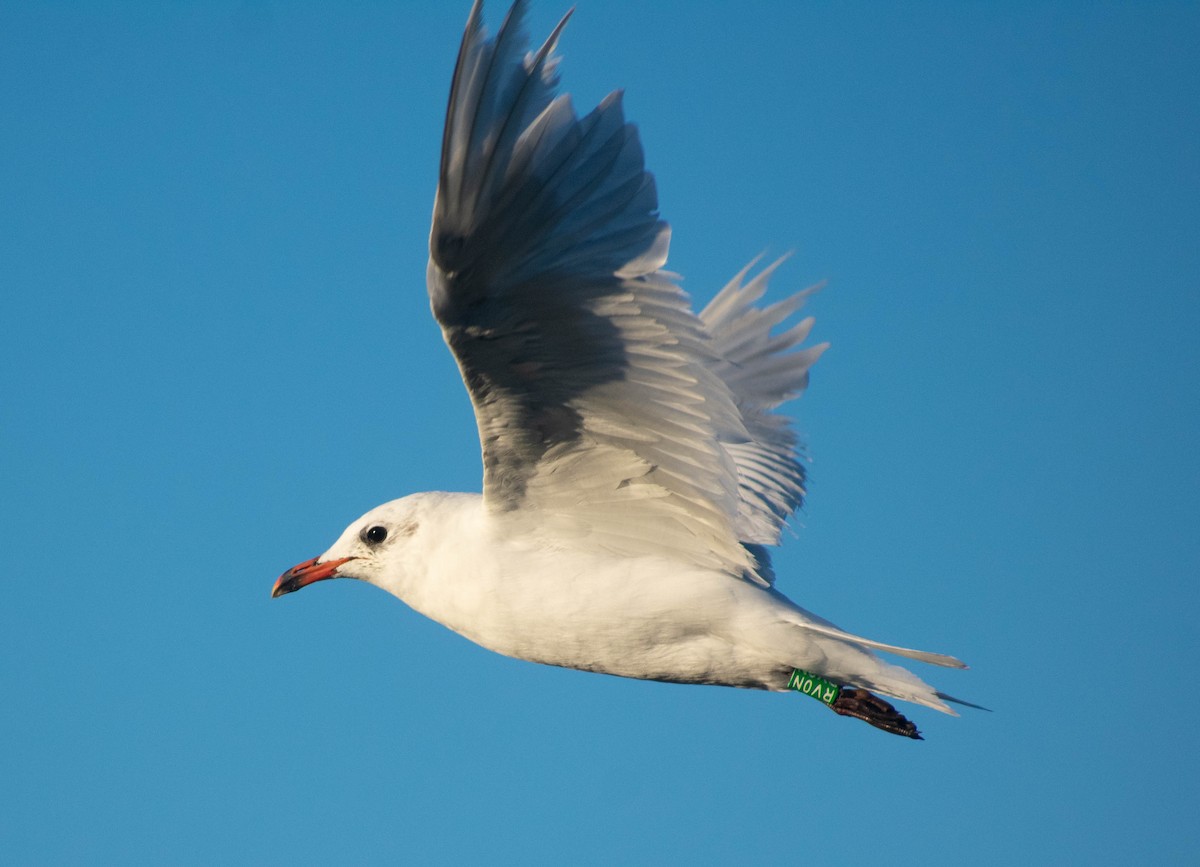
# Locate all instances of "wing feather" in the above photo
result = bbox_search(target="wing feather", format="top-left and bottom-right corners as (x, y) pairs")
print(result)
(428, 2), (825, 582)
(701, 261), (829, 545)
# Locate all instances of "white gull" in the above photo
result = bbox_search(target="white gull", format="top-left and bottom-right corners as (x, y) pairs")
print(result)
(273, 0), (973, 739)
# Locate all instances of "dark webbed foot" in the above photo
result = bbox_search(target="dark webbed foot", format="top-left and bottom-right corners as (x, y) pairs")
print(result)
(831, 688), (923, 740)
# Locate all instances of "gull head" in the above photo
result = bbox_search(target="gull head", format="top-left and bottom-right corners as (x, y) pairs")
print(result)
(272, 497), (424, 599)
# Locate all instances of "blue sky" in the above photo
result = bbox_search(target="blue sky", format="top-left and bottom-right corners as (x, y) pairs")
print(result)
(3, 1), (1198, 863)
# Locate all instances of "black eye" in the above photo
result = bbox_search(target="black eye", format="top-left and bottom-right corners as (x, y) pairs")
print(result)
(364, 525), (388, 544)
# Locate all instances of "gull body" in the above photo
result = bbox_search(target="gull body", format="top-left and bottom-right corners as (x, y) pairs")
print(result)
(313, 492), (959, 709)
(274, 0), (972, 738)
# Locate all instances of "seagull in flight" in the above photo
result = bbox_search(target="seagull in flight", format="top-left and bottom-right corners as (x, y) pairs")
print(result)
(273, 0), (973, 739)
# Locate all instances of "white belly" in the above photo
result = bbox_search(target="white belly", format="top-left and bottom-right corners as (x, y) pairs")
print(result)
(397, 525), (791, 690)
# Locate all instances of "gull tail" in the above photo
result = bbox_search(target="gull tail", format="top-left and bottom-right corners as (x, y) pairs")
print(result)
(774, 596), (973, 716)
(796, 618), (968, 670)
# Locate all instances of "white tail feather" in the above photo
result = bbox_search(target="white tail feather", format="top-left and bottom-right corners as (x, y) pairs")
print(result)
(798, 619), (968, 669)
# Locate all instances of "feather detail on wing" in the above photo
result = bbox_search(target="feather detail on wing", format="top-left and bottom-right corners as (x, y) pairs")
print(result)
(700, 258), (829, 545)
(427, 2), (824, 584)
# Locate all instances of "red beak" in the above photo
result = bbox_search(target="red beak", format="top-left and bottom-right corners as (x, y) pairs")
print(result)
(272, 556), (358, 598)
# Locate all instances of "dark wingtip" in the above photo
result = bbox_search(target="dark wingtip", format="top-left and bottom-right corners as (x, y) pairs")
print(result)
(937, 690), (992, 713)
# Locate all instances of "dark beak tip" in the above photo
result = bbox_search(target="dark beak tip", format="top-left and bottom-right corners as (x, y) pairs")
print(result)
(271, 559), (312, 600)
(272, 555), (355, 600)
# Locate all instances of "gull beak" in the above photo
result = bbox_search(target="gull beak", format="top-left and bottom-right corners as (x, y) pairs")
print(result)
(272, 556), (358, 598)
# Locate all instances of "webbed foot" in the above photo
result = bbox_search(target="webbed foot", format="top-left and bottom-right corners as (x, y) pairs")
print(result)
(831, 688), (923, 740)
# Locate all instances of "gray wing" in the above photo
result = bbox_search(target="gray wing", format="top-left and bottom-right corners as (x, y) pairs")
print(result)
(427, 2), (822, 582)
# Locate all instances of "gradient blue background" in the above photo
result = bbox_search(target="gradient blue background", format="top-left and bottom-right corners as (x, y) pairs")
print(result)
(3, 1), (1198, 863)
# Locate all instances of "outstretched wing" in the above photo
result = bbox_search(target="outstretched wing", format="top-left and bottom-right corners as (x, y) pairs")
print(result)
(427, 2), (820, 583)
(700, 258), (828, 546)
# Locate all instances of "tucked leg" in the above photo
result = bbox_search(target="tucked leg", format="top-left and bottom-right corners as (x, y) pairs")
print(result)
(831, 688), (923, 740)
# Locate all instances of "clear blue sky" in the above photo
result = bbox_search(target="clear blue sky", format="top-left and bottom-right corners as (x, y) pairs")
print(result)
(3, 1), (1198, 863)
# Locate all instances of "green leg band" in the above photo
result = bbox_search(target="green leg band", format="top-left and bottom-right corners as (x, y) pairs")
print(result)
(787, 668), (842, 706)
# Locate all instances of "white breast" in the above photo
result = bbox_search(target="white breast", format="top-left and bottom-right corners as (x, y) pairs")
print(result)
(378, 494), (791, 689)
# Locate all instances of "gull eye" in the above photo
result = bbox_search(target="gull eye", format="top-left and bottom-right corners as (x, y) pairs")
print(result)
(364, 525), (388, 545)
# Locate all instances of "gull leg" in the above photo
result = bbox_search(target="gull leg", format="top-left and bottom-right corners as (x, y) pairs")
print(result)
(831, 688), (923, 740)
